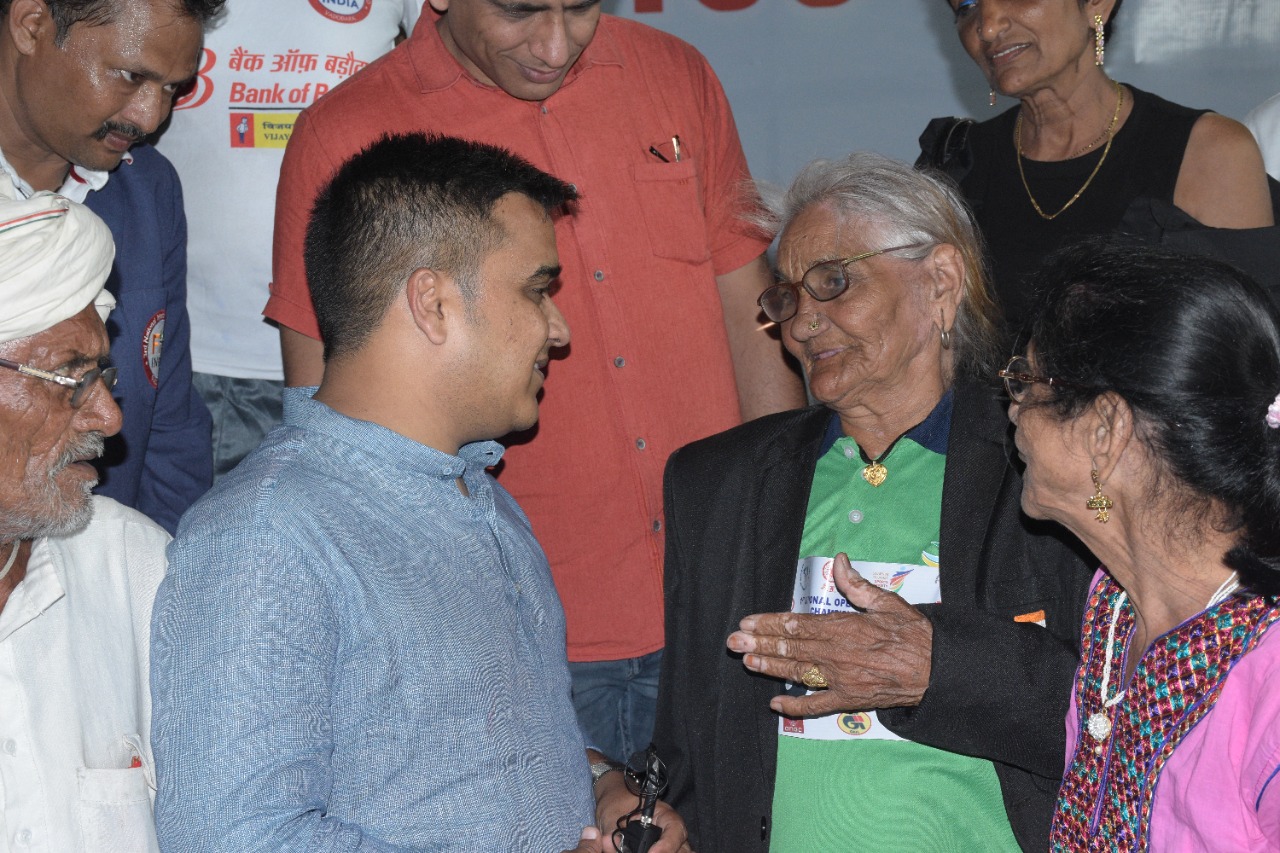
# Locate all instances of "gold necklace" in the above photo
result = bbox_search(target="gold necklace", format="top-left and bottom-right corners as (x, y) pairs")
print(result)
(1015, 81), (1124, 221)
(853, 436), (902, 487)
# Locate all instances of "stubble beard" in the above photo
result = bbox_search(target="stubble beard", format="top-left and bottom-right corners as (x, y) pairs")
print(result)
(0, 433), (104, 541)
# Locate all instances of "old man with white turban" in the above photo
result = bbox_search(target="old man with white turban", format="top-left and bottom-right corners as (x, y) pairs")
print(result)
(0, 191), (168, 852)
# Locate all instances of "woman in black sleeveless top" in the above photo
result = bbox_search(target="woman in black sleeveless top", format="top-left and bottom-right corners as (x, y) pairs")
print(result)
(928, 0), (1273, 328)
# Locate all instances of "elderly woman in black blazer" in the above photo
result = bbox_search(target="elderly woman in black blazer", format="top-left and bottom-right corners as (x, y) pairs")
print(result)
(652, 153), (1093, 853)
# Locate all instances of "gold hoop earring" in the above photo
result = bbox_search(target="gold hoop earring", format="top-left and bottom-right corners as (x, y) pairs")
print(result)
(1086, 468), (1114, 523)
(1094, 15), (1106, 66)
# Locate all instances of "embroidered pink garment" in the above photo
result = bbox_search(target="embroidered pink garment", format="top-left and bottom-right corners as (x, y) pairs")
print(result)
(1060, 570), (1280, 851)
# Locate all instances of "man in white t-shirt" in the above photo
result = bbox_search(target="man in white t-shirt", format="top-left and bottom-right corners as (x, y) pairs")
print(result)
(157, 0), (421, 479)
(0, 191), (170, 852)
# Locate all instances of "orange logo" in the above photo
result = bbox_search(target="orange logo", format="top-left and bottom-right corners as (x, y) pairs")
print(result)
(174, 48), (215, 111)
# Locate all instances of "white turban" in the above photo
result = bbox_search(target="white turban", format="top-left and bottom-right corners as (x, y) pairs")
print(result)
(0, 182), (116, 346)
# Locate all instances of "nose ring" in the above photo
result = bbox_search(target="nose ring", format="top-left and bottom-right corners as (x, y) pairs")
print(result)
(808, 317), (821, 332)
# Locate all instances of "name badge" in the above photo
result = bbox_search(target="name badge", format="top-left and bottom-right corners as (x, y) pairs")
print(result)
(779, 556), (940, 742)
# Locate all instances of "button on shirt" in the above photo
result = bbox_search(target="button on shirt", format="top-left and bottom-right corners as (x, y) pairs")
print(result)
(151, 388), (595, 851)
(0, 498), (168, 853)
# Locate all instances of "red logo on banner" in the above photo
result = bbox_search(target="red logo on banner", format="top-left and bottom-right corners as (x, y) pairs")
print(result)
(309, 0), (372, 23)
(174, 48), (215, 111)
(781, 718), (804, 734)
(230, 113), (254, 147)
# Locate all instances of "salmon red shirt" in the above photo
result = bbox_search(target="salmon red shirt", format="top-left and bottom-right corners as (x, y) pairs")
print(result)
(266, 13), (768, 661)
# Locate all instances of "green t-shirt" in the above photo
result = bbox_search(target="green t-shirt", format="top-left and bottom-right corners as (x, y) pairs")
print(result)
(770, 404), (1019, 853)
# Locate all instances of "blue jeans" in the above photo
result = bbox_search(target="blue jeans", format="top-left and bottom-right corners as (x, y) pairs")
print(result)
(567, 649), (663, 763)
(193, 373), (283, 483)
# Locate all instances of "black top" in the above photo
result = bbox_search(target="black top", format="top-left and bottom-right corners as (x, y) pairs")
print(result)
(653, 379), (1096, 853)
(957, 85), (1205, 327)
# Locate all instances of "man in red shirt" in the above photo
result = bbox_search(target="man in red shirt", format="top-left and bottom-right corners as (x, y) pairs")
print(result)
(266, 0), (803, 761)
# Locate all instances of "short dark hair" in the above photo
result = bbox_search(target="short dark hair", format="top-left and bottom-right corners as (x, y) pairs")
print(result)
(304, 132), (578, 362)
(0, 0), (226, 44)
(1024, 240), (1280, 589)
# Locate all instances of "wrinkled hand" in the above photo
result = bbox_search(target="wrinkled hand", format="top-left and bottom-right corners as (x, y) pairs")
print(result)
(594, 771), (694, 853)
(726, 552), (933, 718)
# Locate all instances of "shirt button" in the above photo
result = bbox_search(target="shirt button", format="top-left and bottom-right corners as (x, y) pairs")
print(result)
(652, 519), (662, 532)
(2, 738), (14, 755)
(593, 269), (605, 281)
(568, 183), (577, 193)
(636, 438), (646, 450)
(540, 105), (548, 114)
(613, 356), (625, 368)
(848, 509), (864, 524)
(842, 445), (857, 459)
(15, 828), (31, 846)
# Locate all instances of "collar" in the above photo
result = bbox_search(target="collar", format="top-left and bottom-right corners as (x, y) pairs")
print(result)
(0, 148), (131, 204)
(282, 386), (505, 481)
(0, 540), (64, 643)
(820, 388), (954, 457)
(407, 9), (623, 98)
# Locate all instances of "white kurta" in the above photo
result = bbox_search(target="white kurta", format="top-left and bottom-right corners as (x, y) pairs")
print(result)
(0, 497), (168, 852)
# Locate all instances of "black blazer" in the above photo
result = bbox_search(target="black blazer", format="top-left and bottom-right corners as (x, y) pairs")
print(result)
(652, 379), (1095, 852)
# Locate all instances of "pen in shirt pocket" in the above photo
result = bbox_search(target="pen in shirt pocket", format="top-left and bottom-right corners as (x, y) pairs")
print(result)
(646, 135), (684, 163)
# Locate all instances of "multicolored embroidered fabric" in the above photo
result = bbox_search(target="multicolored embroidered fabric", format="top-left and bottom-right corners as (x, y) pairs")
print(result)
(1050, 574), (1280, 851)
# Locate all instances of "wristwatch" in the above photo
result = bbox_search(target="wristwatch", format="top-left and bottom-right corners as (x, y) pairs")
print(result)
(589, 758), (625, 789)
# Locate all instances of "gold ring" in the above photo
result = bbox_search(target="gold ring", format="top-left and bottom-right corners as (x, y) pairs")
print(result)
(800, 664), (829, 690)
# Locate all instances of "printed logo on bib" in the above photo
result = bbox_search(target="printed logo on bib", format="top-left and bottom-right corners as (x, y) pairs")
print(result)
(309, 0), (372, 23)
(781, 555), (941, 742)
(230, 113), (296, 148)
(836, 713), (873, 736)
(141, 311), (164, 389)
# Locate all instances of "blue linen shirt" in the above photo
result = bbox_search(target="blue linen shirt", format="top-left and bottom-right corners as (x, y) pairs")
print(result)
(150, 388), (594, 851)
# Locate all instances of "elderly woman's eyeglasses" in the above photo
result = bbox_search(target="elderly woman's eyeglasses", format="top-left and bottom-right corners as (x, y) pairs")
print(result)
(0, 357), (118, 408)
(998, 355), (1080, 403)
(757, 243), (926, 324)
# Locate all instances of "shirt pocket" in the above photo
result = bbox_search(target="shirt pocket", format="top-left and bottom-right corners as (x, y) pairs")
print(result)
(630, 159), (712, 265)
(76, 766), (159, 853)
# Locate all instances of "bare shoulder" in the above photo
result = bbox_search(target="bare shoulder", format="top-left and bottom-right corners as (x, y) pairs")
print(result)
(1175, 113), (1274, 228)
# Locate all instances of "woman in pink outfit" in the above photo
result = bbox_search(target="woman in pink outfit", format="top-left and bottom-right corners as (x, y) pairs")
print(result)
(1003, 240), (1280, 851)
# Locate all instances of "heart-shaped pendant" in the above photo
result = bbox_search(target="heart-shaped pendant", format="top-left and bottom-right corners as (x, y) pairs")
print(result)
(862, 463), (887, 487)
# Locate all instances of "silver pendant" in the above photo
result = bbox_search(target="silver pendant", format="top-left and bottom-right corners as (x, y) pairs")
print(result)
(1087, 710), (1112, 742)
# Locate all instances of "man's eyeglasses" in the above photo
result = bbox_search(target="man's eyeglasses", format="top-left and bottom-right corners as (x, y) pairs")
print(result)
(997, 355), (1081, 403)
(757, 243), (927, 324)
(0, 356), (117, 408)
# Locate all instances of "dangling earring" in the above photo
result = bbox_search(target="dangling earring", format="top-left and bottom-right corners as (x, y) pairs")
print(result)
(989, 89), (997, 107)
(1094, 15), (1106, 66)
(939, 310), (952, 349)
(1086, 468), (1114, 522)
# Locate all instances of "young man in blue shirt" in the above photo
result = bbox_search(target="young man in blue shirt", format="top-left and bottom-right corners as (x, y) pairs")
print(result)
(152, 133), (690, 852)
